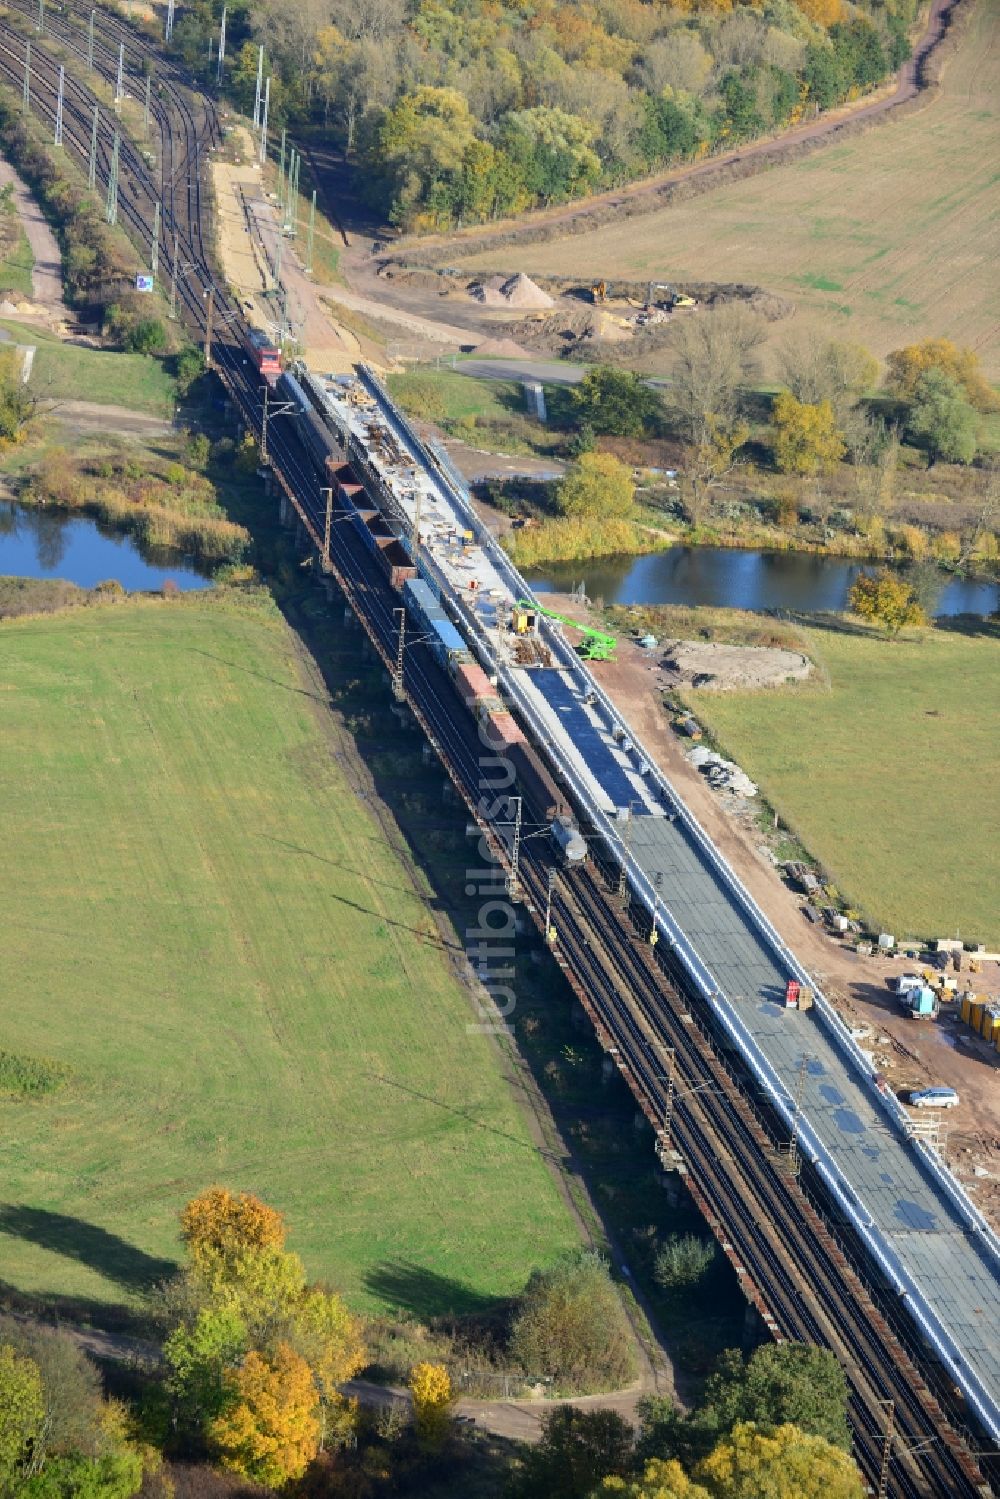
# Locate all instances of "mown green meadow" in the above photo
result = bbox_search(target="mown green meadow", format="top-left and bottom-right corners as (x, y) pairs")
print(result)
(0, 318), (176, 415)
(687, 619), (1000, 943)
(0, 592), (576, 1317)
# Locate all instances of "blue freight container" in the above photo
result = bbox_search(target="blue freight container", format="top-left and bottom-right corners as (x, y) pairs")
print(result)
(403, 577), (446, 629)
(430, 616), (471, 668)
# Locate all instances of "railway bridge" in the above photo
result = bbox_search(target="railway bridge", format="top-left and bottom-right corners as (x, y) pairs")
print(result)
(1, 7), (997, 1492)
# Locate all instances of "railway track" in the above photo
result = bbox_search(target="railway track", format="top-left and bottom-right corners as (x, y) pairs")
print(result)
(1, 13), (994, 1494)
(269, 459), (991, 1498)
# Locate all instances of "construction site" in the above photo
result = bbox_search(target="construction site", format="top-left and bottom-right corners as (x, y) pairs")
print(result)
(365, 260), (793, 365)
(535, 608), (1000, 1226)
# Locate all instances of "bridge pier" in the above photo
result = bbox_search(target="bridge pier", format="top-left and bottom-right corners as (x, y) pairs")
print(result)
(278, 493), (294, 528)
(659, 1172), (681, 1206)
(742, 1300), (761, 1348)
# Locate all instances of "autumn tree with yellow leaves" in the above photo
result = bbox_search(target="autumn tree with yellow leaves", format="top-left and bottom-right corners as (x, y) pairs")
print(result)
(180, 1187), (287, 1284)
(409, 1361), (455, 1450)
(695, 1420), (864, 1499)
(793, 0), (842, 28)
(886, 339), (1000, 413)
(210, 1344), (321, 1488)
(596, 1457), (712, 1498)
(165, 1189), (366, 1482)
(772, 393), (845, 476)
(848, 569), (926, 637)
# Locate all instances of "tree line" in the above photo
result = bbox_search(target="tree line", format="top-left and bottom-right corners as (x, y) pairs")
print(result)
(168, 0), (916, 230)
(0, 1188), (866, 1496)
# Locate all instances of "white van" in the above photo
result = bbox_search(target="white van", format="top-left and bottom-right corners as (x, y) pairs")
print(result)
(893, 973), (924, 996)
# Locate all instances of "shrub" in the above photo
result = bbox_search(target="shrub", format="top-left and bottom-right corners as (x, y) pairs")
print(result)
(509, 1250), (636, 1393)
(654, 1234), (716, 1291)
(0, 1051), (71, 1097)
(409, 1362), (453, 1449)
(504, 516), (666, 567)
(572, 367), (662, 438)
(892, 524), (928, 560)
(124, 318), (168, 354)
(556, 452), (635, 519)
(187, 432), (211, 468)
(175, 347), (205, 396)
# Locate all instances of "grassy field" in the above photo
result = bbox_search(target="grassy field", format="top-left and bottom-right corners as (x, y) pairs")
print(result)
(29, 342), (175, 416)
(0, 319), (176, 415)
(386, 367), (564, 458)
(0, 221), (34, 298)
(0, 592), (576, 1317)
(464, 0), (1000, 375)
(687, 618), (1000, 943)
(387, 368), (524, 425)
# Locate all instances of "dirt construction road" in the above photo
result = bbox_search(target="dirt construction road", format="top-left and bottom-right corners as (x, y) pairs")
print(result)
(0, 158), (67, 317)
(540, 605), (1000, 1228)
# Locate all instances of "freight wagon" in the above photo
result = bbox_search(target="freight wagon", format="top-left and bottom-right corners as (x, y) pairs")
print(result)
(280, 372), (339, 479)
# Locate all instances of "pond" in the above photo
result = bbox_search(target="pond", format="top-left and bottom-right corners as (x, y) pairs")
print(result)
(524, 546), (999, 618)
(0, 502), (213, 592)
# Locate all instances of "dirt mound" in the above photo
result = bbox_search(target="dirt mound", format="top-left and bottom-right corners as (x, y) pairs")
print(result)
(468, 272), (555, 310)
(470, 336), (533, 359)
(469, 276), (510, 306)
(500, 273), (554, 309)
(586, 310), (632, 343)
(0, 297), (46, 317)
(662, 639), (811, 691)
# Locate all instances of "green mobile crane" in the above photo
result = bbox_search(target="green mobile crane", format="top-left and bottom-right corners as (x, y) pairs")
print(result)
(519, 600), (618, 661)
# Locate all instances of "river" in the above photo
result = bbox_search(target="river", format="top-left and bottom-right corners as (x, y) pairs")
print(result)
(524, 546), (999, 617)
(0, 502), (213, 592)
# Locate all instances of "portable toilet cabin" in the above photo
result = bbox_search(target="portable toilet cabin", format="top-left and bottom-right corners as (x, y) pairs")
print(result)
(981, 1006), (1000, 1044)
(967, 998), (986, 1034)
(909, 986), (938, 1019)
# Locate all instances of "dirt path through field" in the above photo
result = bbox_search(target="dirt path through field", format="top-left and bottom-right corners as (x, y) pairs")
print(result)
(0, 158), (67, 317)
(43, 399), (174, 436)
(26, 1316), (657, 1446)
